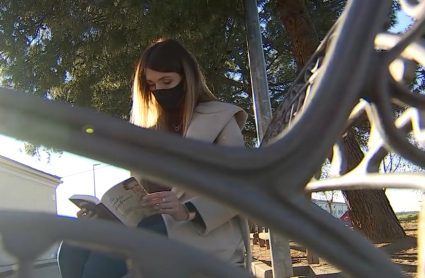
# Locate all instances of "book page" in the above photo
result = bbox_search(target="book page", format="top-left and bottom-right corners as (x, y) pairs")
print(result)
(101, 177), (152, 227)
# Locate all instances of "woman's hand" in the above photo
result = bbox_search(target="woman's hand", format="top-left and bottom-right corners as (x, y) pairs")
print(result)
(76, 208), (96, 219)
(141, 191), (189, 222)
(76, 202), (97, 219)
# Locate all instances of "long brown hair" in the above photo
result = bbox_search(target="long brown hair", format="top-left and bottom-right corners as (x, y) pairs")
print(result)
(130, 38), (217, 133)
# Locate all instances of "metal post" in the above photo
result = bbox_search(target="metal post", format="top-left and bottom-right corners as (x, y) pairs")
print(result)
(243, 1), (294, 277)
(93, 163), (100, 197)
(243, 0), (272, 143)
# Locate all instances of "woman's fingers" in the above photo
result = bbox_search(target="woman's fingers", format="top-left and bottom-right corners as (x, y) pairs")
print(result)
(76, 208), (96, 219)
(142, 192), (178, 207)
(156, 201), (179, 210)
(76, 208), (86, 218)
(143, 191), (173, 201)
(143, 198), (176, 207)
(144, 200), (180, 213)
(140, 191), (182, 216)
(144, 191), (170, 198)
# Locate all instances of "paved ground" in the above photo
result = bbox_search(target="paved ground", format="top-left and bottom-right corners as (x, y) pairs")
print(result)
(2, 265), (60, 278)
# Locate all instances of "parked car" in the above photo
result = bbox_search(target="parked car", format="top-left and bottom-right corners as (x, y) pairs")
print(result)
(340, 211), (353, 228)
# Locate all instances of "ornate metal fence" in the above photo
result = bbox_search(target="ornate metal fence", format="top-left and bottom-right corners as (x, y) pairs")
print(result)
(0, 0), (425, 277)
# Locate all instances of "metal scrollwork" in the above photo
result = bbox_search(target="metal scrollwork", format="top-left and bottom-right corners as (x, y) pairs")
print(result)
(2, 0), (425, 277)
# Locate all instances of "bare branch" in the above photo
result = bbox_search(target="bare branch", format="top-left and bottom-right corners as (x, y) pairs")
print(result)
(392, 155), (402, 172)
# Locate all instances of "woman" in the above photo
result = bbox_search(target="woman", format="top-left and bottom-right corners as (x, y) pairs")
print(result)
(58, 38), (251, 278)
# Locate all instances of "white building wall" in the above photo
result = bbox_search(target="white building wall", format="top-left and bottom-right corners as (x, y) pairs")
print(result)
(0, 171), (56, 212)
(312, 199), (348, 219)
(0, 156), (61, 267)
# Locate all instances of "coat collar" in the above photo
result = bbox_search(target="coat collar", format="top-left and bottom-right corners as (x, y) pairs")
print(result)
(190, 101), (248, 132)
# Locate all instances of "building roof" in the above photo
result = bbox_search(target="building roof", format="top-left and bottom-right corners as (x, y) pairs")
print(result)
(0, 154), (62, 181)
(312, 198), (347, 205)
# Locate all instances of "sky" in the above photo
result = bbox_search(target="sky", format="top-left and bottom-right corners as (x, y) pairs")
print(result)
(0, 136), (131, 217)
(0, 9), (421, 218)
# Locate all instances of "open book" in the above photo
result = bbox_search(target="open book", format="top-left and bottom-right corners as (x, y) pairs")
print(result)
(69, 177), (153, 227)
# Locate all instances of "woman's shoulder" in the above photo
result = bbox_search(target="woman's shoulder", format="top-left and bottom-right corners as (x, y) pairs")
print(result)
(195, 100), (243, 114)
(194, 101), (248, 130)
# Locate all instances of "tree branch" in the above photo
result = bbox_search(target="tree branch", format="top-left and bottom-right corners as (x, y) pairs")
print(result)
(266, 51), (284, 71)
(219, 76), (251, 92)
(268, 80), (292, 88)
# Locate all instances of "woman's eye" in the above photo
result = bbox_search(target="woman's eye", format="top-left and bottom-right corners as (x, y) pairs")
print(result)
(163, 81), (171, 85)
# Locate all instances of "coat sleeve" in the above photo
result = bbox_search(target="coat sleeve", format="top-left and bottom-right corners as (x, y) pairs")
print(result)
(186, 115), (245, 235)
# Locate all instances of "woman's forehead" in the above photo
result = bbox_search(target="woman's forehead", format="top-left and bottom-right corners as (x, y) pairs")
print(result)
(145, 68), (180, 82)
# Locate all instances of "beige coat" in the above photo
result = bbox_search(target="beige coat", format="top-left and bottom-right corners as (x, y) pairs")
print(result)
(131, 100), (252, 272)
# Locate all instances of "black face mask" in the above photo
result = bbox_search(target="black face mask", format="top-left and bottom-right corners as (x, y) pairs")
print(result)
(151, 80), (185, 112)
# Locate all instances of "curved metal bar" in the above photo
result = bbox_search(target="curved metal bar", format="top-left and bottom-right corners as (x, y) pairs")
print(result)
(391, 78), (425, 109)
(344, 100), (369, 133)
(364, 32), (425, 169)
(386, 4), (425, 62)
(308, 99), (425, 191)
(0, 0), (415, 277)
(260, 16), (340, 142)
(376, 32), (425, 65)
(364, 100), (422, 171)
(265, 0), (393, 191)
(306, 172), (425, 192)
(400, 0), (425, 18)
(0, 90), (408, 277)
(0, 100), (405, 277)
(0, 211), (253, 278)
(375, 33), (425, 108)
(329, 139), (347, 177)
(0, 87), (259, 171)
(374, 72), (425, 167)
(0, 1), (393, 194)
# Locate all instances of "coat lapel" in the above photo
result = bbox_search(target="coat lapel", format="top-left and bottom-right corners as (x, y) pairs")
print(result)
(173, 101), (247, 199)
(185, 101), (247, 141)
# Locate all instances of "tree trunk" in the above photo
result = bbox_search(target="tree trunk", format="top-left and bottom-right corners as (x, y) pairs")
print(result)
(262, 0), (406, 243)
(341, 130), (406, 243)
(276, 0), (319, 70)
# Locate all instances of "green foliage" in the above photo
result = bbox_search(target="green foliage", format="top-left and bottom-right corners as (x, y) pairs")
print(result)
(19, 142), (62, 164)
(396, 212), (419, 223)
(0, 0), (399, 160)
